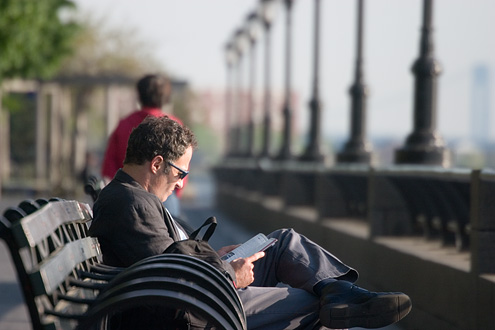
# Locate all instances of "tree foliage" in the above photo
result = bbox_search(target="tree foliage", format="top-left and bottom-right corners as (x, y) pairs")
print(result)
(57, 14), (166, 78)
(0, 0), (80, 80)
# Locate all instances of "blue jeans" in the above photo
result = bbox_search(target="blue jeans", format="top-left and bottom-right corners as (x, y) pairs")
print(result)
(239, 228), (358, 329)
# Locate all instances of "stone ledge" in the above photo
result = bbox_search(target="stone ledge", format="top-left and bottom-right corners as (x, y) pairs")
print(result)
(216, 187), (495, 330)
(375, 236), (470, 273)
(321, 218), (369, 239)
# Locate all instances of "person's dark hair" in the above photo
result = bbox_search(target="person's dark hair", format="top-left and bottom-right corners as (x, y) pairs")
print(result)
(124, 116), (197, 173)
(136, 74), (170, 108)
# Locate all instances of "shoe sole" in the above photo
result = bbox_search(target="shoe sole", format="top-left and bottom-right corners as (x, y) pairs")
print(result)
(320, 294), (412, 329)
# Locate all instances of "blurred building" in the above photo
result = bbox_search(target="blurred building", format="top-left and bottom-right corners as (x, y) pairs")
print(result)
(194, 87), (302, 155)
(470, 64), (491, 147)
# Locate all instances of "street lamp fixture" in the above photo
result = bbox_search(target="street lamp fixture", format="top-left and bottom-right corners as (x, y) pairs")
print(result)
(336, 0), (373, 165)
(259, 0), (279, 28)
(224, 41), (237, 157)
(300, 0), (325, 162)
(395, 0), (450, 166)
(258, 0), (280, 158)
(232, 28), (249, 157)
(244, 11), (261, 157)
(276, 0), (295, 160)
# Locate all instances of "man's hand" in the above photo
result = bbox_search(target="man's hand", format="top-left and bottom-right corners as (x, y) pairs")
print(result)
(230, 252), (265, 289)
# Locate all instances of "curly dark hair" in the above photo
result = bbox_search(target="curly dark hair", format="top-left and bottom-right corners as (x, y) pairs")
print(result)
(124, 116), (197, 173)
(136, 74), (170, 108)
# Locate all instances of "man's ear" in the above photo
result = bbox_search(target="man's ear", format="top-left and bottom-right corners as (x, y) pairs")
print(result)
(150, 155), (164, 174)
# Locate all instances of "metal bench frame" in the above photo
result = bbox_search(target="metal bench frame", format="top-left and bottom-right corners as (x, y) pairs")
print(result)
(1, 199), (246, 330)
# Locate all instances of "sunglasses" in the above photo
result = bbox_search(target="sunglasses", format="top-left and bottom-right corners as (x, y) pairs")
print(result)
(168, 161), (189, 179)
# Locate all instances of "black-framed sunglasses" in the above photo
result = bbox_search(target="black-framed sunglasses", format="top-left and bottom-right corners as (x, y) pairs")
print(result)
(168, 161), (189, 179)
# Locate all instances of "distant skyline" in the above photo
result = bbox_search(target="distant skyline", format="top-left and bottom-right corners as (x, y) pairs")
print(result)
(471, 64), (491, 146)
(73, 0), (495, 144)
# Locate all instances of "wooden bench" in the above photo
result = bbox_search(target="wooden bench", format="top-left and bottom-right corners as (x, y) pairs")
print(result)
(1, 198), (246, 330)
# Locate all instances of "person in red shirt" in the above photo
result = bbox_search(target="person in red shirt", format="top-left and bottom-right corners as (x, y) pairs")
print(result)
(101, 74), (185, 218)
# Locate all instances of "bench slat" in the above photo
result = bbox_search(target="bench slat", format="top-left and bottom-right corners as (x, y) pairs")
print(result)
(29, 237), (100, 296)
(3, 198), (246, 330)
(12, 201), (92, 248)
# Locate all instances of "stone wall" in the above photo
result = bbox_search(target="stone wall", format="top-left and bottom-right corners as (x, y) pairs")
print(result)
(216, 184), (495, 330)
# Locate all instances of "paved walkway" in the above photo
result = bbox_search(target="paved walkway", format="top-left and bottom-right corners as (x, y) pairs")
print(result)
(1, 194), (33, 330)
(0, 171), (401, 330)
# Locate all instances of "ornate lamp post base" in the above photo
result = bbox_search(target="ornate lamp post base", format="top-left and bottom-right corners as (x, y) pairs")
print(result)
(395, 0), (450, 168)
(395, 145), (451, 167)
(336, 147), (372, 164)
(299, 143), (327, 162)
(336, 0), (373, 166)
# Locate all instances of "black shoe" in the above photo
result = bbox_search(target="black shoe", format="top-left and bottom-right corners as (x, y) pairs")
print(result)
(319, 280), (412, 329)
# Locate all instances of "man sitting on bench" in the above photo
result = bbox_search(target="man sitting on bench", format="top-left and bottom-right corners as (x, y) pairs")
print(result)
(89, 116), (412, 329)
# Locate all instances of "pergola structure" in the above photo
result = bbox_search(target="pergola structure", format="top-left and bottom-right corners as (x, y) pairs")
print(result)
(0, 75), (187, 198)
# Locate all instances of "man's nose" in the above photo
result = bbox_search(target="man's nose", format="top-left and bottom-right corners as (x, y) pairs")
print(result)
(175, 179), (184, 190)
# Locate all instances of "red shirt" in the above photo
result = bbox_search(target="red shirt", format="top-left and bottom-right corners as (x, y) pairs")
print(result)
(101, 107), (184, 194)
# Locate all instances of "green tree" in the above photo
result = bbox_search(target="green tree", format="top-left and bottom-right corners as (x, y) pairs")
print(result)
(57, 14), (165, 77)
(0, 0), (80, 80)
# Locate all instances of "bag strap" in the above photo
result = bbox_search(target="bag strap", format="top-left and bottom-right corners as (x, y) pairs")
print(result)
(189, 216), (217, 241)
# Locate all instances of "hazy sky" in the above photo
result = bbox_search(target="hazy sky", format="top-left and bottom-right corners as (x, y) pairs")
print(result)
(72, 0), (495, 143)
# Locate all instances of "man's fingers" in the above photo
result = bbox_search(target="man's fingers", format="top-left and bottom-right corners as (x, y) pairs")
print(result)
(246, 251), (265, 262)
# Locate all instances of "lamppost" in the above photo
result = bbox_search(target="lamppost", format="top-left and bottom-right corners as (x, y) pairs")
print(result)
(395, 0), (450, 166)
(300, 0), (325, 162)
(245, 11), (261, 157)
(276, 0), (295, 160)
(337, 0), (373, 164)
(224, 41), (237, 157)
(233, 28), (249, 157)
(258, 0), (279, 159)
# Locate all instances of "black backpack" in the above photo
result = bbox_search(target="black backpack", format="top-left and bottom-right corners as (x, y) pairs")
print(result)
(164, 216), (237, 286)
(109, 217), (243, 330)
(162, 217), (241, 329)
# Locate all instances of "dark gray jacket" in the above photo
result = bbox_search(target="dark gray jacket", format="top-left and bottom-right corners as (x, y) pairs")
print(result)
(89, 169), (182, 267)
